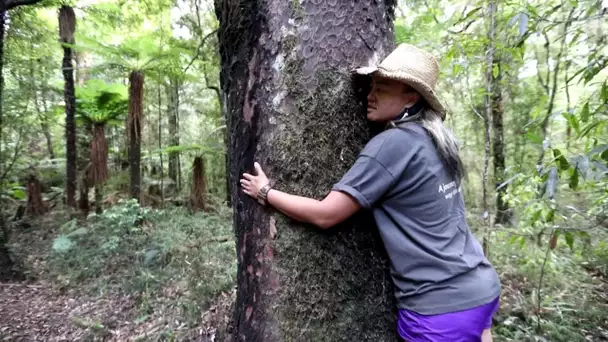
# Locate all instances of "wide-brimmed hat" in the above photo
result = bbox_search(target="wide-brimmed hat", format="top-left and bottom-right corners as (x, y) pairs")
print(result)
(355, 43), (447, 119)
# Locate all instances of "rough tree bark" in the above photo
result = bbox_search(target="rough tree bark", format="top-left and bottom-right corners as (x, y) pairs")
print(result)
(91, 124), (108, 214)
(216, 0), (397, 340)
(26, 172), (47, 216)
(491, 57), (510, 225)
(77, 122), (91, 216)
(189, 156), (206, 211)
(128, 71), (144, 202)
(59, 6), (77, 208)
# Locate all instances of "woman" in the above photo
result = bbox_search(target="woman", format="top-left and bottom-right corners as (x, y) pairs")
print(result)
(240, 44), (501, 342)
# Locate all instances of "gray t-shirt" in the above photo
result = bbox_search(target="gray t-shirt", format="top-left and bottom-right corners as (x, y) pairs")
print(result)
(333, 123), (500, 315)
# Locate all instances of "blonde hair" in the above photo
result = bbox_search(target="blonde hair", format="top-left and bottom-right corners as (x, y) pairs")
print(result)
(399, 108), (465, 183)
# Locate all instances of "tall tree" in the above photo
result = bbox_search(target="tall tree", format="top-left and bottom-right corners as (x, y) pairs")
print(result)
(128, 70), (144, 201)
(491, 56), (509, 224)
(59, 5), (77, 208)
(77, 81), (128, 213)
(0, 0), (44, 281)
(482, 0), (497, 255)
(167, 77), (180, 189)
(216, 0), (397, 340)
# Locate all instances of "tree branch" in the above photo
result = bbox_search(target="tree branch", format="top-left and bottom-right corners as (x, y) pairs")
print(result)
(6, 0), (42, 9)
(183, 29), (218, 74)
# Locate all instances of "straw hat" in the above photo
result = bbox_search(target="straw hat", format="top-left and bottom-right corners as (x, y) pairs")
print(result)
(355, 43), (447, 119)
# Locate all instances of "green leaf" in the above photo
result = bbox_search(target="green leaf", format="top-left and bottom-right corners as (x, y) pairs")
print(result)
(580, 102), (590, 122)
(526, 132), (543, 144)
(12, 189), (26, 200)
(453, 63), (462, 76)
(531, 209), (542, 223)
(601, 82), (608, 104)
(578, 121), (600, 138)
(492, 64), (499, 78)
(67, 227), (89, 237)
(564, 231), (574, 250)
(553, 149), (570, 170)
(544, 209), (555, 223)
(569, 166), (579, 190)
(562, 112), (580, 135)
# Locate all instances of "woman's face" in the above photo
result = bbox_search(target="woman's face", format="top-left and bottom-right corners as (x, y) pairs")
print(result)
(366, 75), (421, 122)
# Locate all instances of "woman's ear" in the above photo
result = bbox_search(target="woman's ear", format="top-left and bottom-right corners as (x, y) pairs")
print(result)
(404, 91), (422, 105)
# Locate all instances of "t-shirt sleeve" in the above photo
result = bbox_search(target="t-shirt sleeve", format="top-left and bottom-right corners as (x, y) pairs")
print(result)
(331, 155), (396, 209)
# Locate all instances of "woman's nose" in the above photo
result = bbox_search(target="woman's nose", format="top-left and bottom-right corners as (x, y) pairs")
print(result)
(367, 90), (375, 103)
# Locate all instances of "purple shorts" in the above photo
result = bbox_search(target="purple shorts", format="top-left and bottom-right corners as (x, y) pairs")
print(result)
(397, 297), (499, 342)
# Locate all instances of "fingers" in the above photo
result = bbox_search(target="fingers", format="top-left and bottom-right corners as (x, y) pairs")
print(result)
(240, 179), (252, 187)
(254, 162), (264, 175)
(240, 179), (255, 197)
(242, 173), (255, 181)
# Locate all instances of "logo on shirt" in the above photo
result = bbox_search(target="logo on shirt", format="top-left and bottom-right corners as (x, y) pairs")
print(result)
(438, 181), (460, 199)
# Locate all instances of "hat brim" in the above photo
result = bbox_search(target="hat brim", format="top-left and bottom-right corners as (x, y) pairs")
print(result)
(354, 66), (378, 75)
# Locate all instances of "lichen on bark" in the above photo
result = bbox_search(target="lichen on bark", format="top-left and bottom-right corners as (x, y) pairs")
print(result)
(216, 0), (397, 340)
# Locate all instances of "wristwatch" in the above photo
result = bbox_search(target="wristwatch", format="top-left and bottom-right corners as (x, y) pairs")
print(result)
(257, 183), (272, 206)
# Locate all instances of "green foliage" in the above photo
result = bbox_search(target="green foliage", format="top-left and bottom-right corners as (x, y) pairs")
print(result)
(47, 200), (236, 320)
(76, 80), (128, 125)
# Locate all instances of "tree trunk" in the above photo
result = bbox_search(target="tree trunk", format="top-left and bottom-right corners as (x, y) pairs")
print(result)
(157, 82), (164, 206)
(167, 79), (180, 189)
(91, 124), (108, 214)
(128, 71), (144, 202)
(94, 183), (103, 214)
(59, 6), (77, 208)
(216, 1), (397, 340)
(0, 8), (13, 281)
(26, 172), (47, 216)
(1, 0), (43, 281)
(491, 58), (510, 225)
(77, 121), (92, 216)
(189, 156), (206, 211)
(481, 0), (496, 256)
(31, 55), (56, 161)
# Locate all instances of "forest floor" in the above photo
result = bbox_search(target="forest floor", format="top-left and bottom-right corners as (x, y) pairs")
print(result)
(0, 204), (236, 341)
(1, 204), (607, 341)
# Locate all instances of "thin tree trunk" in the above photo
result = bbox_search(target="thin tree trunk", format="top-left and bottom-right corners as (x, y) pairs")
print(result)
(167, 79), (179, 188)
(536, 10), (573, 170)
(59, 6), (77, 208)
(31, 56), (56, 160)
(157, 82), (164, 207)
(482, 0), (496, 255)
(491, 57), (510, 224)
(128, 71), (144, 202)
(217, 0), (396, 340)
(0, 8), (13, 280)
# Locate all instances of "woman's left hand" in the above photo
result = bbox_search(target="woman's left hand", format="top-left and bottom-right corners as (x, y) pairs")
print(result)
(240, 162), (269, 200)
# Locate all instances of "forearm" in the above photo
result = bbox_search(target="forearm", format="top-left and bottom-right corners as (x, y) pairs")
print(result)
(266, 189), (328, 227)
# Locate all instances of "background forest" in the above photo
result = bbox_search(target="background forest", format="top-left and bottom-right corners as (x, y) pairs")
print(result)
(0, 0), (606, 341)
